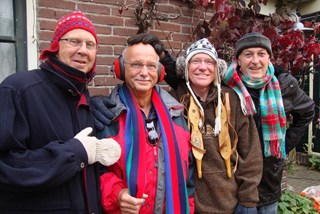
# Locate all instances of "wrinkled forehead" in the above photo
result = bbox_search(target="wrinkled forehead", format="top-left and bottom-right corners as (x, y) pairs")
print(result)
(61, 29), (96, 42)
(191, 53), (217, 61)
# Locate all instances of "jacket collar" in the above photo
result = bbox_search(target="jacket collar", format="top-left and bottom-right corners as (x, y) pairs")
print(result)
(110, 84), (184, 121)
(40, 57), (95, 96)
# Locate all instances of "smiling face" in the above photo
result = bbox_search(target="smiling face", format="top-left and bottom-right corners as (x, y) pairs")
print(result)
(56, 29), (97, 73)
(238, 47), (270, 79)
(188, 53), (216, 91)
(123, 43), (159, 95)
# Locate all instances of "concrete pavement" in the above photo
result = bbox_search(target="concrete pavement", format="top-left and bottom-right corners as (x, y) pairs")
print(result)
(286, 164), (320, 193)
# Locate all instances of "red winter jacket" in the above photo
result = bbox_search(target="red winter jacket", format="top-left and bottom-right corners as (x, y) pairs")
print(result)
(97, 85), (195, 214)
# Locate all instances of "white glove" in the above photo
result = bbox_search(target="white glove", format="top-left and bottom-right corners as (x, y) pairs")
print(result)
(75, 127), (97, 164)
(96, 138), (121, 166)
(75, 127), (121, 166)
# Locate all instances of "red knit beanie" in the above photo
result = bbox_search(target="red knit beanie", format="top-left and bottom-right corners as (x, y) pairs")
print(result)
(39, 11), (98, 60)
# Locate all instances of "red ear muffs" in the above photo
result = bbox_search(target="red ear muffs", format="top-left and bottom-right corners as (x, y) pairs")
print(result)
(113, 55), (165, 82)
(158, 64), (165, 83)
(113, 55), (125, 81)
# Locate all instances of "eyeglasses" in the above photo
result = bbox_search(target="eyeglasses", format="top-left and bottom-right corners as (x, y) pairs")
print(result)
(189, 58), (216, 66)
(125, 62), (158, 72)
(146, 119), (159, 145)
(59, 38), (97, 51)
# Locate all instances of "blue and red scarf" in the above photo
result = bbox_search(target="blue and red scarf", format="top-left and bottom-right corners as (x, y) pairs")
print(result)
(119, 84), (189, 214)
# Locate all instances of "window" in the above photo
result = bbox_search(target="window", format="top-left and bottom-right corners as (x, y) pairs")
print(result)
(0, 0), (27, 83)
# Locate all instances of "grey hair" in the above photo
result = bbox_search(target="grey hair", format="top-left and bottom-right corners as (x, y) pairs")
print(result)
(122, 48), (127, 61)
(121, 45), (160, 63)
(176, 55), (187, 79)
(217, 58), (228, 80)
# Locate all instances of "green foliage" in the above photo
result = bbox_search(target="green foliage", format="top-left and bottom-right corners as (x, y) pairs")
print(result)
(286, 159), (295, 174)
(278, 191), (318, 214)
(309, 155), (320, 171)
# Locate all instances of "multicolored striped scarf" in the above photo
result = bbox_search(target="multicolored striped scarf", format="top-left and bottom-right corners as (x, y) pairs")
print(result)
(223, 62), (287, 159)
(119, 84), (189, 213)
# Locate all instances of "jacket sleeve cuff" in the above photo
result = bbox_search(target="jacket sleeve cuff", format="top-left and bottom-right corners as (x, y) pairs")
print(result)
(66, 138), (88, 165)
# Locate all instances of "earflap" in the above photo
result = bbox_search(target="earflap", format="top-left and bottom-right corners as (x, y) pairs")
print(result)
(157, 62), (165, 83)
(113, 55), (125, 81)
(113, 55), (165, 83)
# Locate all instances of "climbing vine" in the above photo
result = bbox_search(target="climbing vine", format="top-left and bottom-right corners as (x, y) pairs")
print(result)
(117, 0), (320, 77)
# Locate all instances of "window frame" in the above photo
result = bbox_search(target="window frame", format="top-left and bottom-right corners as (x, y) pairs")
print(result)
(0, 0), (27, 81)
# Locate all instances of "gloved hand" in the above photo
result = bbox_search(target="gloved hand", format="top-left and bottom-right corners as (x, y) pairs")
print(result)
(75, 127), (121, 166)
(90, 96), (116, 130)
(96, 138), (121, 166)
(234, 204), (258, 214)
(127, 34), (165, 57)
(150, 38), (165, 57)
(75, 127), (97, 164)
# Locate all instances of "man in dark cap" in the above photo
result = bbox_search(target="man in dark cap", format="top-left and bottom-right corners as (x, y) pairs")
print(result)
(0, 11), (121, 213)
(223, 32), (315, 213)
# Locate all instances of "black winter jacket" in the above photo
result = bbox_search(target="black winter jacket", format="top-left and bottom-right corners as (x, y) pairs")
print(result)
(0, 58), (102, 213)
(247, 66), (315, 206)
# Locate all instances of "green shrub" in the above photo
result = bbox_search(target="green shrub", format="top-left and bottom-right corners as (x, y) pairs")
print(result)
(309, 155), (320, 171)
(278, 191), (318, 214)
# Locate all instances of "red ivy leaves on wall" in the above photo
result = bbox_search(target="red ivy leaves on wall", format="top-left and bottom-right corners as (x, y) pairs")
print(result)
(121, 0), (320, 76)
(190, 0), (320, 75)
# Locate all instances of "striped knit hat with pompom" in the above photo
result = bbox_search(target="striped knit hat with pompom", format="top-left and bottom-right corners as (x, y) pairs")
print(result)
(177, 38), (227, 136)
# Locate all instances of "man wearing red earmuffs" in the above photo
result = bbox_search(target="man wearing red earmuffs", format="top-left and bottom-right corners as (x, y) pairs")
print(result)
(96, 33), (195, 214)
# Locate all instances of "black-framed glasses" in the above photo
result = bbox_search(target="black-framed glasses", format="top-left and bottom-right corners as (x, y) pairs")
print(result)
(146, 119), (159, 145)
(59, 38), (97, 51)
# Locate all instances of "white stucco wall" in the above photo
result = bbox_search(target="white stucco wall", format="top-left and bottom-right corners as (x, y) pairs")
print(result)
(298, 0), (320, 15)
(257, 0), (319, 16)
(259, 0), (277, 15)
(27, 0), (38, 70)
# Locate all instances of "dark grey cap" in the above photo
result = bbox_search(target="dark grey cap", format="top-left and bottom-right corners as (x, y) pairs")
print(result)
(235, 32), (272, 58)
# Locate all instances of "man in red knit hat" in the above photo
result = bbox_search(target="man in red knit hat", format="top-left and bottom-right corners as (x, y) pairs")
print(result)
(0, 11), (121, 213)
